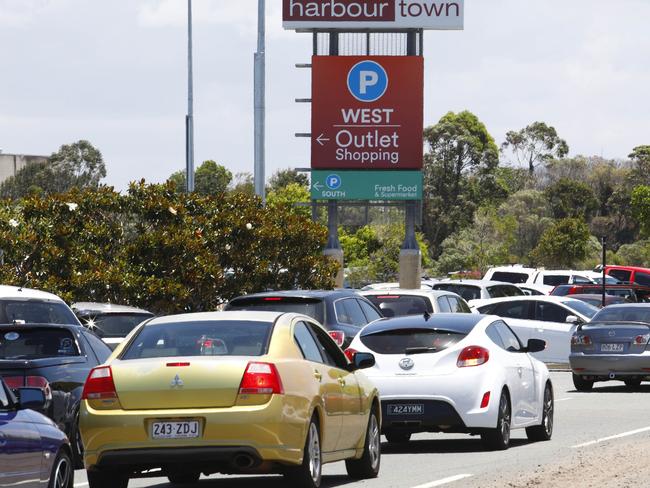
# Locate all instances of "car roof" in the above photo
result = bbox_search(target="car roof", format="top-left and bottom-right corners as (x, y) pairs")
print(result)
(71, 302), (153, 315)
(0, 285), (67, 302)
(475, 295), (577, 305)
(361, 313), (486, 336)
(229, 290), (361, 301)
(597, 303), (650, 310)
(0, 322), (80, 330)
(146, 311), (286, 325)
(360, 289), (458, 298)
(435, 279), (517, 287)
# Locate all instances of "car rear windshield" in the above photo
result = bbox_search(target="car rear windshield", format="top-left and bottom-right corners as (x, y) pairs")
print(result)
(81, 313), (153, 338)
(360, 328), (467, 355)
(592, 307), (650, 324)
(491, 272), (529, 284)
(121, 321), (273, 360)
(0, 328), (80, 359)
(433, 284), (481, 301)
(0, 299), (79, 325)
(543, 275), (570, 286)
(226, 297), (325, 324)
(364, 295), (432, 318)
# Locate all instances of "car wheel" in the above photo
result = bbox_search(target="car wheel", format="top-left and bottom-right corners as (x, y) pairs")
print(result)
(284, 415), (322, 488)
(526, 382), (554, 442)
(87, 470), (128, 488)
(168, 472), (201, 484)
(345, 408), (381, 479)
(71, 410), (84, 469)
(481, 390), (511, 451)
(48, 450), (74, 488)
(384, 430), (411, 443)
(624, 379), (642, 388)
(572, 373), (594, 392)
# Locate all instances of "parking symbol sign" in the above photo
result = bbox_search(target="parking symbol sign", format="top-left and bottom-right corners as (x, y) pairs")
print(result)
(326, 174), (342, 190)
(347, 61), (389, 103)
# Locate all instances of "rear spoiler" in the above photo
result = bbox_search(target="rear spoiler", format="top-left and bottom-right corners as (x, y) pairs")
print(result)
(577, 320), (650, 332)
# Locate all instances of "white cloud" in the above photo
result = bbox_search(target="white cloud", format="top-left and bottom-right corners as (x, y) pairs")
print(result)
(0, 0), (59, 26)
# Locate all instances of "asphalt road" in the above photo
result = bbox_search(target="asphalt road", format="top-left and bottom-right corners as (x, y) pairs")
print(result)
(72, 371), (650, 488)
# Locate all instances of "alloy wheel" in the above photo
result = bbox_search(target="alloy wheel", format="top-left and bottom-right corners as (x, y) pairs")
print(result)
(308, 422), (321, 483)
(500, 395), (511, 445)
(543, 387), (554, 436)
(54, 456), (71, 488)
(368, 414), (380, 471)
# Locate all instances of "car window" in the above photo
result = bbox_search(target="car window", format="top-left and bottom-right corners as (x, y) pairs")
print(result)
(365, 295), (432, 318)
(490, 271), (529, 284)
(486, 323), (506, 349)
(488, 285), (525, 298)
(535, 302), (570, 323)
(437, 297), (452, 313)
(493, 301), (530, 319)
(335, 298), (365, 326)
(573, 275), (593, 284)
(360, 327), (468, 355)
(82, 330), (112, 363)
(293, 321), (324, 363)
(592, 306), (650, 323)
(81, 313), (152, 338)
(0, 299), (80, 325)
(543, 275), (570, 286)
(0, 328), (80, 359)
(0, 381), (10, 409)
(563, 299), (598, 319)
(495, 321), (522, 352)
(635, 273), (650, 287)
(609, 269), (632, 282)
(433, 284), (481, 301)
(226, 297), (325, 324)
(358, 299), (382, 322)
(307, 322), (348, 369)
(448, 296), (471, 313)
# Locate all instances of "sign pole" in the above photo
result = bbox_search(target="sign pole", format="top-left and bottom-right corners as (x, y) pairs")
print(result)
(186, 0), (195, 193)
(254, 0), (266, 203)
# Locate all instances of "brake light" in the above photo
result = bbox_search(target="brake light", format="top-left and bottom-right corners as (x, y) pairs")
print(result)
(328, 330), (345, 347)
(82, 366), (118, 400)
(568, 286), (579, 295)
(635, 335), (650, 345)
(25, 376), (52, 401)
(263, 297), (283, 301)
(457, 346), (489, 368)
(3, 376), (24, 389)
(238, 362), (283, 395)
(376, 296), (398, 299)
(572, 335), (592, 346)
(344, 348), (358, 362)
(166, 362), (190, 367)
(480, 391), (491, 409)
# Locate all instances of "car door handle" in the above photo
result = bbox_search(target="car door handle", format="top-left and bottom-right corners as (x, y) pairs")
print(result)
(313, 370), (322, 382)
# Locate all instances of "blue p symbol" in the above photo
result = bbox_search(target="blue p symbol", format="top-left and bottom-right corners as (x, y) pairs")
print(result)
(326, 174), (342, 190)
(347, 61), (389, 103)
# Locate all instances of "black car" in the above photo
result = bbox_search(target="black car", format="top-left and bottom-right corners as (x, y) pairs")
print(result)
(225, 290), (383, 347)
(0, 323), (112, 467)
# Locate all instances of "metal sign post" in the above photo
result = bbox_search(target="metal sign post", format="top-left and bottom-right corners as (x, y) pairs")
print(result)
(186, 0), (195, 193)
(254, 0), (266, 203)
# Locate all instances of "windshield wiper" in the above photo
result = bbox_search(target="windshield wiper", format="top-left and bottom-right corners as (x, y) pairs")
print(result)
(404, 347), (437, 355)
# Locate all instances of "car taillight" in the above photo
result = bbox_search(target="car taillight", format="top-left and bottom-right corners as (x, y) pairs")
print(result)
(480, 391), (491, 409)
(457, 346), (489, 368)
(572, 335), (592, 346)
(635, 335), (650, 345)
(238, 362), (283, 395)
(328, 330), (345, 347)
(3, 376), (24, 389)
(344, 348), (357, 362)
(25, 376), (52, 401)
(82, 366), (118, 400)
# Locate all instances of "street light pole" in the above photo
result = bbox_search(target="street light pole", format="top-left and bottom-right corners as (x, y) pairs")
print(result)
(254, 0), (266, 203)
(186, 0), (195, 193)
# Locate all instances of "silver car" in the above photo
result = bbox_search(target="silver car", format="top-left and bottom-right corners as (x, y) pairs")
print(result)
(569, 304), (650, 390)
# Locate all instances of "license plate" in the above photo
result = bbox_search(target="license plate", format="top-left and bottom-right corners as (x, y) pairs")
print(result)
(601, 343), (625, 352)
(387, 404), (424, 415)
(152, 421), (200, 439)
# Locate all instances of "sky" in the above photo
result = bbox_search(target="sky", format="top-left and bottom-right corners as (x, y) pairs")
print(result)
(1, 0), (649, 191)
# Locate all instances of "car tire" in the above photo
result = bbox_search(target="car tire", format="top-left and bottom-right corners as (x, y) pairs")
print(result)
(384, 430), (411, 443)
(624, 379), (642, 388)
(168, 472), (201, 484)
(48, 449), (74, 488)
(284, 415), (322, 488)
(481, 390), (511, 451)
(345, 408), (381, 479)
(71, 410), (84, 469)
(87, 470), (128, 488)
(572, 373), (594, 392)
(526, 382), (554, 442)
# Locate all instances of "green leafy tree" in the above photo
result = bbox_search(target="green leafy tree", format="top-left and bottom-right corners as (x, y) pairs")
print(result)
(631, 185), (650, 237)
(231, 172), (255, 195)
(267, 169), (309, 193)
(530, 218), (592, 268)
(502, 122), (569, 176)
(616, 240), (650, 267)
(629, 146), (650, 185)
(266, 183), (311, 218)
(168, 160), (232, 195)
(544, 178), (599, 221)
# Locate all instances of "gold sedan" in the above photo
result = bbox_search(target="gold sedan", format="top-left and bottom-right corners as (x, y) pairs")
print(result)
(80, 311), (381, 488)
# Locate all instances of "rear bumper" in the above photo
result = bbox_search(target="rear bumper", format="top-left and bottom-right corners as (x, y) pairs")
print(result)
(381, 399), (467, 433)
(570, 353), (650, 378)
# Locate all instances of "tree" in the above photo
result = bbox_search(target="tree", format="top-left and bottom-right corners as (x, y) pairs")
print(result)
(267, 169), (309, 192)
(266, 183), (311, 218)
(544, 178), (599, 221)
(167, 160), (232, 195)
(422, 111), (500, 255)
(629, 146), (650, 185)
(231, 172), (254, 195)
(616, 240), (650, 267)
(501, 122), (569, 176)
(530, 218), (591, 268)
(0, 140), (106, 199)
(631, 185), (650, 237)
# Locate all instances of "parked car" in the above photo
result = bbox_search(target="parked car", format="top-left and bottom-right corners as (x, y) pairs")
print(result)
(359, 289), (472, 317)
(483, 267), (595, 293)
(550, 284), (650, 302)
(0, 285), (81, 325)
(0, 376), (73, 488)
(431, 280), (525, 304)
(72, 302), (154, 350)
(346, 314), (553, 450)
(473, 296), (598, 363)
(80, 311), (381, 488)
(518, 284), (549, 296)
(569, 294), (629, 308)
(604, 265), (650, 286)
(483, 266), (538, 284)
(361, 283), (434, 291)
(0, 323), (112, 467)
(570, 304), (650, 391)
(225, 290), (383, 348)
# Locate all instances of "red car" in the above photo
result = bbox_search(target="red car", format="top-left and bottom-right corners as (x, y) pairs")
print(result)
(605, 266), (650, 286)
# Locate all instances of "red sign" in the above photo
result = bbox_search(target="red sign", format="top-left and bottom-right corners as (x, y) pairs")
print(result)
(311, 56), (424, 170)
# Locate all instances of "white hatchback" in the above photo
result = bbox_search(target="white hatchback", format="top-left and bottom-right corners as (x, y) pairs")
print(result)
(359, 289), (473, 318)
(347, 314), (553, 450)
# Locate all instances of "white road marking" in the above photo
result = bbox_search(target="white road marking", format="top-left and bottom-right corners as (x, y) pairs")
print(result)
(411, 474), (473, 488)
(572, 426), (650, 448)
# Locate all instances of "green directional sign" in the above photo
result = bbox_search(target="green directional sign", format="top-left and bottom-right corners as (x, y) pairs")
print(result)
(311, 171), (422, 201)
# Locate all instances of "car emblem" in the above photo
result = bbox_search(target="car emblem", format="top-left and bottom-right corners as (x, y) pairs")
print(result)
(609, 330), (616, 337)
(170, 374), (184, 388)
(399, 358), (415, 371)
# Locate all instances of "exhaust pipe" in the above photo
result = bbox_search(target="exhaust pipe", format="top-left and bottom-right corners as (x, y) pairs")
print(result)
(233, 454), (255, 469)
(609, 372), (616, 380)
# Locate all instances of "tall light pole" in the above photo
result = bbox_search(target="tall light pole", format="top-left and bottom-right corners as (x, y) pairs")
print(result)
(254, 0), (266, 203)
(186, 0), (195, 192)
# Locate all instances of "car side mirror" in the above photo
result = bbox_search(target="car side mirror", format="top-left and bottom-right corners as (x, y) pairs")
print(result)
(526, 339), (546, 353)
(352, 352), (376, 371)
(17, 388), (46, 410)
(566, 315), (581, 325)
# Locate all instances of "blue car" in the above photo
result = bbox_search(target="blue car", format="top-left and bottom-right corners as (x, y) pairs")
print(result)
(0, 378), (73, 488)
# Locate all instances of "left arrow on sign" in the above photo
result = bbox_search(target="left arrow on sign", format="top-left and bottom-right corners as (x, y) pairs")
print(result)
(312, 182), (324, 191)
(315, 134), (330, 146)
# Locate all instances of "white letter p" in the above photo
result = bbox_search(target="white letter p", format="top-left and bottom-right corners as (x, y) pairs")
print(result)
(359, 71), (379, 94)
